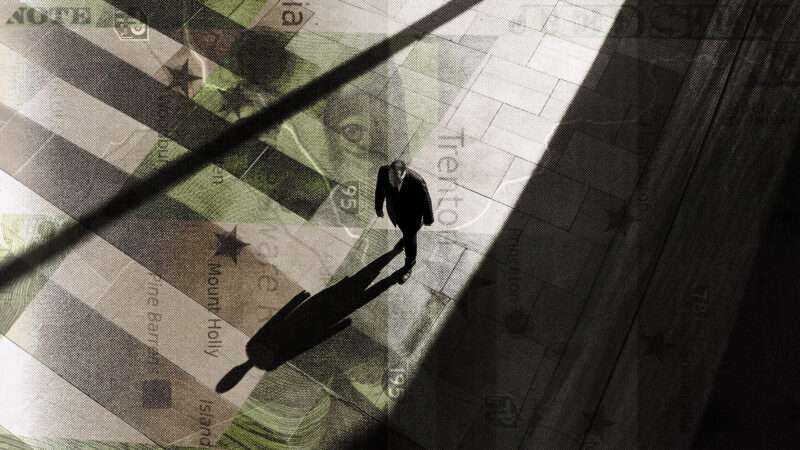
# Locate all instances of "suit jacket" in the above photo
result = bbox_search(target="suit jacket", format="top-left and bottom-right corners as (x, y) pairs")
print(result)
(375, 166), (434, 228)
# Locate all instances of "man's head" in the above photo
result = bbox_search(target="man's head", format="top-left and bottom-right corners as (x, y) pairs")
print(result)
(391, 159), (407, 178)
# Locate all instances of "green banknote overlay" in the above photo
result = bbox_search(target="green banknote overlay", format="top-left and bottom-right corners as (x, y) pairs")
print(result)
(3, 0), (495, 446)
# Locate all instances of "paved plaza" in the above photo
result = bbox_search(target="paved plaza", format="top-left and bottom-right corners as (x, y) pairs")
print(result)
(0, 0), (734, 448)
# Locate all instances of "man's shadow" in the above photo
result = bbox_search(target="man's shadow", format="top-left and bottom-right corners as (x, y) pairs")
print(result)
(216, 245), (404, 393)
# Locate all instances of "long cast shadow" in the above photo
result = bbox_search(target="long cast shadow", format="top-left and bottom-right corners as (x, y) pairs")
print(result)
(216, 246), (404, 393)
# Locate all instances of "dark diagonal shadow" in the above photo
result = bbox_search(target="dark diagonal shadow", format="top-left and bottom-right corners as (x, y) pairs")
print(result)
(216, 246), (404, 393)
(0, 0), (483, 289)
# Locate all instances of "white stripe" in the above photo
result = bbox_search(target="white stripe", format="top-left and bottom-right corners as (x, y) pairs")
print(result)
(0, 336), (155, 444)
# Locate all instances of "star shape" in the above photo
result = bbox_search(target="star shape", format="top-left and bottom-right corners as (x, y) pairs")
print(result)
(217, 83), (253, 119)
(214, 226), (249, 264)
(605, 205), (637, 233)
(640, 332), (673, 363)
(165, 60), (201, 96)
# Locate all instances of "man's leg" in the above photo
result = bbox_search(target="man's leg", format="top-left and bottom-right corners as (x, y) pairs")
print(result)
(400, 223), (420, 270)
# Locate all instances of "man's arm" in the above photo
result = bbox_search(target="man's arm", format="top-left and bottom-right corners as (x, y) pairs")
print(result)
(375, 166), (386, 217)
(420, 177), (434, 226)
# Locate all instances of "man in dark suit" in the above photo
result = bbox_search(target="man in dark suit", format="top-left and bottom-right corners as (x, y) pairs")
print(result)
(375, 159), (434, 283)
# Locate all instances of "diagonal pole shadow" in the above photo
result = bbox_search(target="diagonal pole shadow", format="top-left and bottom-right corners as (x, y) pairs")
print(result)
(216, 246), (405, 393)
(0, 0), (483, 290)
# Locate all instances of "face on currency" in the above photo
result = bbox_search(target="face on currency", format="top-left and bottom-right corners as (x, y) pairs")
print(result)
(321, 74), (407, 169)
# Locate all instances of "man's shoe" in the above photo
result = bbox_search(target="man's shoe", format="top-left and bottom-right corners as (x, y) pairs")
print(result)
(393, 240), (404, 252)
(399, 266), (413, 284)
(400, 270), (412, 284)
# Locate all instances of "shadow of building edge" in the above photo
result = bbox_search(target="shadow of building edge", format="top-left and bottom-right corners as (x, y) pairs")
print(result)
(389, 1), (749, 449)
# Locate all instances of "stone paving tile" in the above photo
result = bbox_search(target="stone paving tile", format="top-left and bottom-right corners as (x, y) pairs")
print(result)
(442, 248), (545, 330)
(301, 0), (393, 40)
(483, 56), (559, 95)
(460, 12), (544, 65)
(541, 95), (572, 124)
(472, 0), (557, 30)
(543, 83), (630, 144)
(402, 34), (488, 88)
(319, 399), (388, 450)
(100, 129), (161, 176)
(435, 318), (545, 406)
(351, 225), (466, 294)
(301, 191), (374, 250)
(428, 179), (522, 255)
(578, 187), (627, 221)
(482, 124), (548, 164)
(395, 1), (478, 42)
(525, 341), (573, 410)
(238, 222), (356, 293)
(447, 91), (502, 138)
(457, 331), (584, 449)
(471, 71), (550, 115)
(541, 95), (575, 124)
(520, 216), (595, 292)
(528, 34), (610, 88)
(569, 187), (626, 248)
(286, 31), (359, 72)
(0, 102), (13, 123)
(391, 87), (453, 124)
(389, 359), (483, 450)
(323, 230), (455, 357)
(543, 14), (616, 53)
(0, 337), (155, 444)
(572, 242), (609, 300)
(614, 105), (671, 156)
(393, 0), (451, 27)
(0, 44), (53, 111)
(524, 283), (585, 348)
(552, 1), (617, 34)
(523, 425), (583, 449)
(19, 78), (146, 163)
(392, 66), (466, 107)
(457, 393), (530, 449)
(362, 278), (451, 359)
(410, 125), (514, 198)
(569, 207), (618, 250)
(593, 52), (683, 115)
(616, 37), (695, 74)
(49, 248), (119, 311)
(563, 0), (630, 18)
(494, 157), (587, 230)
(0, 111), (53, 175)
(491, 104), (558, 148)
(556, 131), (639, 199)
